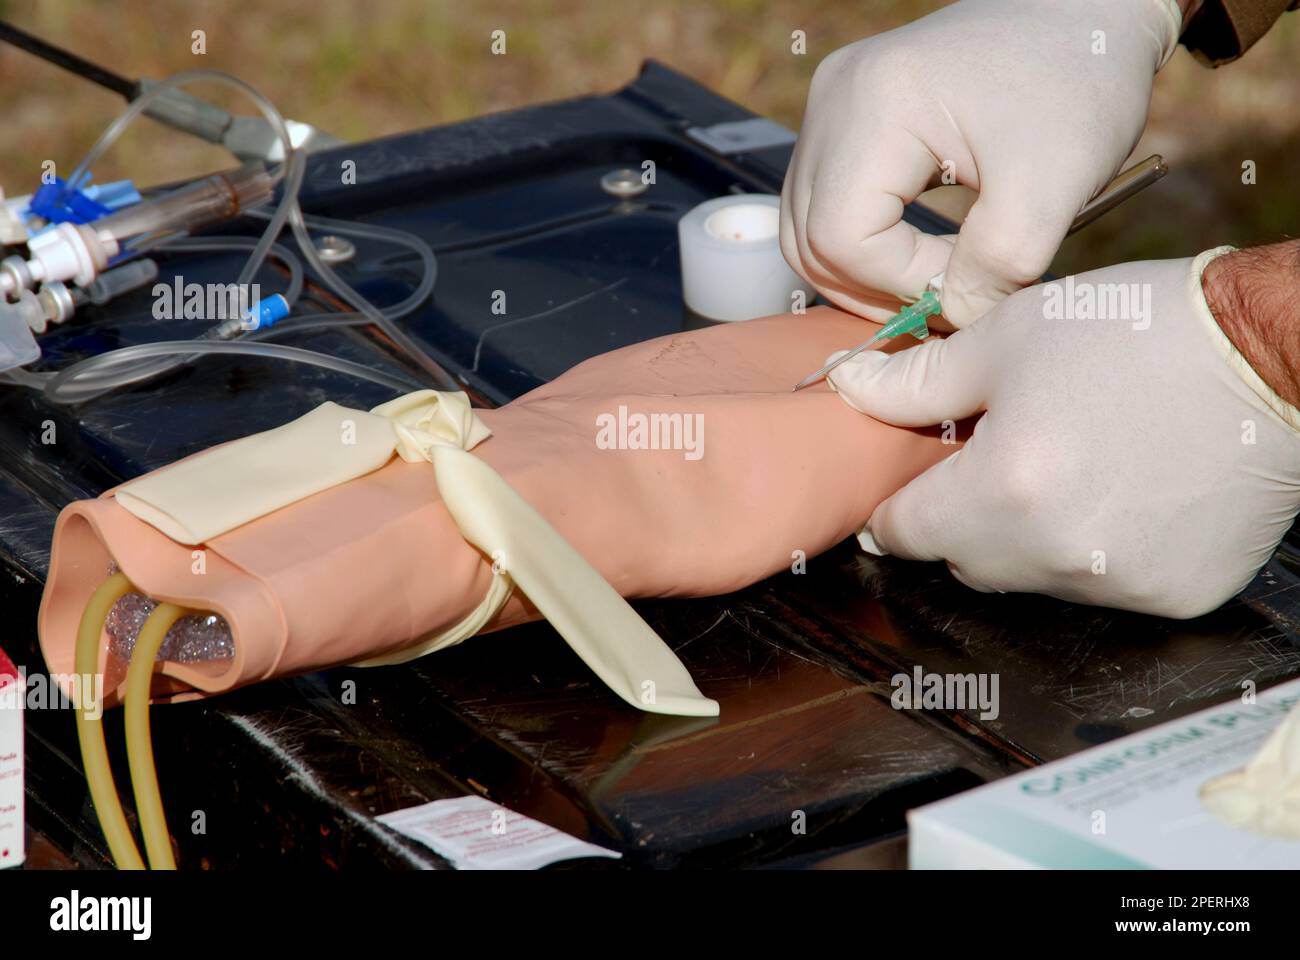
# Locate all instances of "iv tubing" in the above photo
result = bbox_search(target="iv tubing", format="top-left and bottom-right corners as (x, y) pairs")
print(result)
(159, 236), (305, 306)
(77, 70), (457, 389)
(42, 340), (423, 403)
(38, 213), (442, 401)
(22, 69), (456, 400)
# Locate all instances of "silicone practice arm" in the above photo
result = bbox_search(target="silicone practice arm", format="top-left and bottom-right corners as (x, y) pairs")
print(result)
(39, 306), (959, 704)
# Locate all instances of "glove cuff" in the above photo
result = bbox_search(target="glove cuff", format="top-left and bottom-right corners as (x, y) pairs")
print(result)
(1192, 245), (1300, 433)
(1150, 0), (1185, 68)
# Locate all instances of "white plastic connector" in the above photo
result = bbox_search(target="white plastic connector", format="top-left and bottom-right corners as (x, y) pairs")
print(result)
(25, 223), (115, 288)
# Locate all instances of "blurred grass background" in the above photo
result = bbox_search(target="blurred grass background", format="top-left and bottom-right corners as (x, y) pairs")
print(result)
(0, 0), (1294, 276)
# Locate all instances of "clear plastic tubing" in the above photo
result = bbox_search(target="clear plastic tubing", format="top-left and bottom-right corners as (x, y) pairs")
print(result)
(42, 310), (405, 403)
(158, 237), (305, 306)
(279, 202), (457, 390)
(9, 317), (395, 400)
(60, 215), (424, 397)
(252, 313), (371, 338)
(42, 341), (422, 403)
(244, 210), (436, 322)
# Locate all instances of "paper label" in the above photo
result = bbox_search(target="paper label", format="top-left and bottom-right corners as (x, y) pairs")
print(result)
(0, 648), (24, 870)
(376, 796), (621, 870)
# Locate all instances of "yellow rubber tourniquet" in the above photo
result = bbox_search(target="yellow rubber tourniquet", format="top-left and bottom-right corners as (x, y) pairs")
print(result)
(74, 573), (145, 870)
(431, 444), (719, 717)
(126, 602), (187, 870)
(354, 567), (515, 667)
(115, 390), (490, 546)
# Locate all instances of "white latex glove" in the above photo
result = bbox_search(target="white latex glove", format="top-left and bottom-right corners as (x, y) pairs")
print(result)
(827, 251), (1300, 619)
(781, 0), (1182, 327)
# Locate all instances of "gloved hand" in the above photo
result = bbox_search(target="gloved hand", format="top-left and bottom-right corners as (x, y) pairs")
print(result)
(781, 0), (1182, 327)
(827, 251), (1300, 619)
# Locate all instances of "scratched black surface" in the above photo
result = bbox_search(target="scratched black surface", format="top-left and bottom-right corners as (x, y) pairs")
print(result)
(4, 62), (1299, 869)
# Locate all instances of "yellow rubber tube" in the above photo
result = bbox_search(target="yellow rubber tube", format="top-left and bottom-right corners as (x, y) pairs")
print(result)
(125, 602), (187, 870)
(74, 572), (145, 870)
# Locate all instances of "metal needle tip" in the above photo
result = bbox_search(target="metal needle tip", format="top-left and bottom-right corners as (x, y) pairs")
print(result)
(791, 338), (877, 392)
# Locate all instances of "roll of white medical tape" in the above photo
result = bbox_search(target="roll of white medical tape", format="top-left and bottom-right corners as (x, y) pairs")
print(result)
(677, 194), (815, 322)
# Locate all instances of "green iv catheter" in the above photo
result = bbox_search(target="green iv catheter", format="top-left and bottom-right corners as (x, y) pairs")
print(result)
(790, 282), (943, 392)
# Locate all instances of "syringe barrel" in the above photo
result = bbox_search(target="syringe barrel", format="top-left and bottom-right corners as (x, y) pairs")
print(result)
(92, 163), (273, 245)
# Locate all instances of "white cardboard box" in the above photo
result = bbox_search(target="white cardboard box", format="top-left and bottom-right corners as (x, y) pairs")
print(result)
(0, 646), (23, 869)
(910, 678), (1300, 869)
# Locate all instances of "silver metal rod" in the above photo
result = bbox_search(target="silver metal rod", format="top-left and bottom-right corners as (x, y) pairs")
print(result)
(1068, 154), (1167, 236)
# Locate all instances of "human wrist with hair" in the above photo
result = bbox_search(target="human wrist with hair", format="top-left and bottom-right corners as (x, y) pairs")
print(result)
(1203, 240), (1300, 411)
